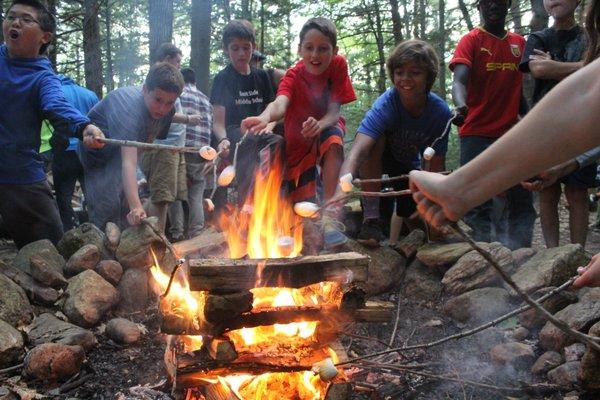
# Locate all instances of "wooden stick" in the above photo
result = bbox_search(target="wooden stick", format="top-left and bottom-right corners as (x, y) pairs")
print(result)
(449, 222), (600, 353)
(352, 171), (451, 186)
(0, 362), (23, 375)
(98, 137), (201, 154)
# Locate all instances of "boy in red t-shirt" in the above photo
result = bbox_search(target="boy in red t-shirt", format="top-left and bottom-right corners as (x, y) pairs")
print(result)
(450, 0), (535, 249)
(242, 17), (356, 248)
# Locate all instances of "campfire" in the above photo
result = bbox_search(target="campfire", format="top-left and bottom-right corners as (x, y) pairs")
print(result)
(149, 154), (392, 399)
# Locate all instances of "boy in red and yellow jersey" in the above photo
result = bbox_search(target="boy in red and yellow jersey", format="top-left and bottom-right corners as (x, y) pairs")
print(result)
(450, 0), (535, 249)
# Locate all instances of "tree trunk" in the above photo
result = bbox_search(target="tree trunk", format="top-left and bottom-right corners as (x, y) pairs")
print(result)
(419, 0), (426, 38)
(259, 0), (264, 53)
(457, 0), (474, 31)
(365, 0), (386, 94)
(0, 0), (4, 44)
(241, 0), (251, 20)
(286, 10), (292, 64)
(437, 0), (446, 99)
(190, 0), (211, 94)
(412, 0), (419, 37)
(401, 0), (410, 39)
(389, 0), (403, 45)
(46, 0), (58, 69)
(530, 0), (549, 32)
(104, 0), (115, 92)
(149, 0), (174, 64)
(221, 0), (231, 21)
(83, 0), (103, 97)
(509, 0), (524, 34)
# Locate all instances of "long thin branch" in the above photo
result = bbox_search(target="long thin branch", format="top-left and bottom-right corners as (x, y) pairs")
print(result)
(450, 222), (600, 353)
(0, 363), (23, 375)
(97, 138), (202, 154)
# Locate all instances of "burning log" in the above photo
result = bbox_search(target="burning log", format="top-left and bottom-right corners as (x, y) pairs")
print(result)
(206, 337), (238, 362)
(325, 382), (352, 400)
(204, 292), (253, 323)
(172, 230), (226, 257)
(188, 252), (369, 292)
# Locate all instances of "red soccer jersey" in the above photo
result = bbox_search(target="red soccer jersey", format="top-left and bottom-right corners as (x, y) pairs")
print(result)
(449, 27), (525, 138)
(277, 54), (356, 167)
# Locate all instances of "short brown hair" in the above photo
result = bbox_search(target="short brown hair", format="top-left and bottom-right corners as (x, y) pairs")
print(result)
(299, 17), (337, 48)
(222, 19), (255, 48)
(386, 39), (439, 92)
(144, 62), (184, 95)
(155, 43), (182, 62)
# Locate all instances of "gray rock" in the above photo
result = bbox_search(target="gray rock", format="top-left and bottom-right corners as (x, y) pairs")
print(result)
(511, 326), (530, 341)
(105, 318), (141, 344)
(401, 259), (442, 301)
(510, 244), (589, 295)
(95, 260), (123, 286)
(564, 343), (586, 362)
(64, 244), (100, 277)
(57, 223), (107, 260)
(578, 321), (600, 391)
(13, 239), (64, 275)
(0, 261), (59, 306)
(416, 242), (472, 270)
(116, 268), (149, 314)
(512, 248), (536, 268)
(344, 239), (406, 295)
(444, 287), (513, 325)
(24, 343), (85, 381)
(104, 222), (121, 253)
(548, 361), (581, 389)
(27, 313), (96, 350)
(532, 351), (563, 375)
(0, 387), (18, 400)
(397, 229), (426, 259)
(489, 342), (535, 367)
(442, 242), (514, 296)
(29, 251), (68, 288)
(63, 270), (118, 327)
(116, 217), (164, 270)
(539, 288), (600, 351)
(0, 319), (24, 367)
(519, 287), (578, 329)
(0, 273), (33, 327)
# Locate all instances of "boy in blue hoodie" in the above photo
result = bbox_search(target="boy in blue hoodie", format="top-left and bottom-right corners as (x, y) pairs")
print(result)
(0, 0), (104, 248)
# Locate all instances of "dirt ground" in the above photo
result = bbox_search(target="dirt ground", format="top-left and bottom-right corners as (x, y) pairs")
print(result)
(2, 197), (600, 399)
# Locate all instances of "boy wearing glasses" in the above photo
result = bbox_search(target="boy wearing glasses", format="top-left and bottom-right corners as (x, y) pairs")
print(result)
(0, 0), (104, 248)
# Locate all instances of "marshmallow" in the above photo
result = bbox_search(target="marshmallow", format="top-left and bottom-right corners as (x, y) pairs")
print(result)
(339, 173), (354, 193)
(312, 358), (338, 382)
(199, 146), (217, 161)
(204, 198), (215, 212)
(217, 166), (236, 186)
(293, 201), (320, 218)
(423, 147), (436, 161)
(277, 236), (294, 256)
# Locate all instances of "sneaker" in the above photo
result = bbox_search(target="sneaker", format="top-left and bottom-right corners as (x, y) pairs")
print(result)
(320, 217), (348, 250)
(357, 218), (384, 248)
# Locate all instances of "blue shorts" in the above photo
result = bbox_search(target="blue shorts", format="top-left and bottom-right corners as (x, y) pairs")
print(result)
(559, 163), (598, 188)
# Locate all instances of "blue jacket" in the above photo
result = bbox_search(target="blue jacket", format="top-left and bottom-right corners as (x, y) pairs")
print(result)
(0, 45), (90, 184)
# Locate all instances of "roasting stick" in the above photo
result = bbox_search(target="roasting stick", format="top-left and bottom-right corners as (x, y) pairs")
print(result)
(97, 137), (202, 153)
(352, 171), (451, 187)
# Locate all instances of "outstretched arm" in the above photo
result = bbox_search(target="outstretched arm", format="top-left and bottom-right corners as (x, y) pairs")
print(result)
(241, 95), (290, 134)
(121, 147), (146, 225)
(451, 64), (470, 125)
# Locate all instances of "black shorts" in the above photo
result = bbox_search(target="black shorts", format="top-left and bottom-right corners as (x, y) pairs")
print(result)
(559, 163), (598, 188)
(380, 150), (417, 219)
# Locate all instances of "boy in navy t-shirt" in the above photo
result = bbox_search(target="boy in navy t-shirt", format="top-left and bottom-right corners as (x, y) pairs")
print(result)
(338, 40), (452, 246)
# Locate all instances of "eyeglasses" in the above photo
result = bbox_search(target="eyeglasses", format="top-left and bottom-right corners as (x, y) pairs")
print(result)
(4, 14), (40, 26)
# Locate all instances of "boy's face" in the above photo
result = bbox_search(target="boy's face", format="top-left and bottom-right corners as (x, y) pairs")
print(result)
(298, 28), (338, 75)
(393, 61), (428, 99)
(225, 38), (253, 74)
(478, 0), (509, 26)
(3, 4), (52, 58)
(164, 53), (182, 69)
(142, 86), (179, 120)
(543, 0), (579, 19)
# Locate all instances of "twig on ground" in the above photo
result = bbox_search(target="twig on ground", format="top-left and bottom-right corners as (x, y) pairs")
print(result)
(0, 362), (23, 375)
(341, 331), (391, 348)
(57, 372), (92, 394)
(335, 275), (576, 366)
(449, 222), (600, 353)
(389, 291), (402, 347)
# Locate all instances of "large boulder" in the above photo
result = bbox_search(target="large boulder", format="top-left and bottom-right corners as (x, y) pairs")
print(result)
(64, 244), (101, 277)
(531, 351), (563, 376)
(24, 343), (85, 381)
(547, 361), (581, 389)
(518, 286), (578, 329)
(489, 342), (535, 367)
(344, 239), (406, 296)
(539, 288), (600, 351)
(63, 270), (118, 327)
(116, 217), (164, 270)
(57, 222), (106, 260)
(29, 252), (68, 288)
(509, 244), (588, 295)
(95, 260), (123, 286)
(116, 268), (150, 314)
(26, 313), (97, 350)
(12, 239), (64, 275)
(512, 248), (536, 268)
(416, 242), (472, 270)
(579, 321), (600, 391)
(0, 261), (59, 306)
(401, 259), (442, 301)
(0, 273), (33, 327)
(0, 319), (24, 367)
(444, 287), (513, 325)
(442, 242), (514, 296)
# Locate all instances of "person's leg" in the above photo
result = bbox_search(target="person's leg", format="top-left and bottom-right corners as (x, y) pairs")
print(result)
(539, 183), (561, 247)
(359, 135), (386, 221)
(140, 150), (178, 232)
(52, 153), (80, 231)
(168, 201), (185, 240)
(565, 185), (589, 247)
(505, 184), (536, 249)
(186, 160), (207, 238)
(321, 143), (343, 202)
(83, 163), (123, 230)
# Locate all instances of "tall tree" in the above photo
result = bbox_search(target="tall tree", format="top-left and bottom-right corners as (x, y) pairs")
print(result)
(240, 0), (251, 20)
(389, 0), (403, 44)
(190, 0), (211, 93)
(457, 0), (474, 31)
(437, 0), (446, 99)
(47, 0), (58, 69)
(83, 0), (103, 97)
(104, 0), (115, 92)
(509, 0), (523, 34)
(530, 0), (549, 32)
(148, 0), (173, 63)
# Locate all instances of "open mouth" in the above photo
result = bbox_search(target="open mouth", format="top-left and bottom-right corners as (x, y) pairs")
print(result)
(9, 29), (20, 40)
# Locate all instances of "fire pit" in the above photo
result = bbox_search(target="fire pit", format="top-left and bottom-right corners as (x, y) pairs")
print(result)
(149, 154), (393, 399)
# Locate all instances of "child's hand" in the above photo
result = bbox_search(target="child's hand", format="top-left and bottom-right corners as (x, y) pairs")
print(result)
(241, 116), (268, 135)
(301, 117), (322, 138)
(453, 106), (468, 126)
(82, 124), (105, 149)
(530, 49), (551, 61)
(217, 138), (231, 157)
(573, 253), (600, 288)
(127, 206), (147, 226)
(187, 115), (203, 126)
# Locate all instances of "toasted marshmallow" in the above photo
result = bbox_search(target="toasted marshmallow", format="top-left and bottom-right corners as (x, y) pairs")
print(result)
(423, 147), (436, 161)
(293, 201), (319, 218)
(339, 173), (354, 193)
(217, 166), (236, 186)
(199, 146), (217, 161)
(312, 358), (338, 382)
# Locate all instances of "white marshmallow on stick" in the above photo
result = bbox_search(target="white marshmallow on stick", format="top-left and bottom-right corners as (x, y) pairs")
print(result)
(423, 147), (436, 161)
(339, 173), (354, 193)
(293, 201), (320, 218)
(312, 358), (339, 382)
(199, 146), (217, 161)
(203, 198), (215, 212)
(217, 165), (236, 187)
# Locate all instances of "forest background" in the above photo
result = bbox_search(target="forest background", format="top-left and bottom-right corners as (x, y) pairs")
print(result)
(0, 0), (588, 168)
